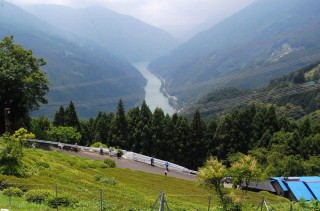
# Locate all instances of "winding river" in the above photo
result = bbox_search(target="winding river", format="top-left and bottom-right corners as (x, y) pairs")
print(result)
(133, 62), (175, 115)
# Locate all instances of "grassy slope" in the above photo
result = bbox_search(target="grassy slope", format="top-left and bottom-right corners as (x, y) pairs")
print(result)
(0, 148), (290, 210)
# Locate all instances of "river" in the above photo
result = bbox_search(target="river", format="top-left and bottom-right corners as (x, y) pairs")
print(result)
(133, 62), (175, 115)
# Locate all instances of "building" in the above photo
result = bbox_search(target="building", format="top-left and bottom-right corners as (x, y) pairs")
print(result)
(270, 176), (320, 201)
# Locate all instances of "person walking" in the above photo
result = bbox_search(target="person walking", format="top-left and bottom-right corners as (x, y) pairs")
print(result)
(165, 161), (169, 172)
(150, 157), (155, 166)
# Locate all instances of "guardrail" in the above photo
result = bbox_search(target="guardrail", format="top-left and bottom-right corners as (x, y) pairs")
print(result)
(28, 139), (198, 175)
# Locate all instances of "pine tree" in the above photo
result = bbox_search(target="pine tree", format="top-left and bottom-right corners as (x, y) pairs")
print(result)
(110, 99), (128, 149)
(152, 108), (166, 157)
(189, 110), (207, 169)
(137, 100), (152, 155)
(53, 106), (65, 126)
(65, 101), (81, 131)
(127, 107), (140, 151)
(95, 113), (109, 145)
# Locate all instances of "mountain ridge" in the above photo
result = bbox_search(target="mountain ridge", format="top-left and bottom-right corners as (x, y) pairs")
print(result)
(26, 4), (179, 62)
(0, 0), (146, 118)
(149, 0), (320, 106)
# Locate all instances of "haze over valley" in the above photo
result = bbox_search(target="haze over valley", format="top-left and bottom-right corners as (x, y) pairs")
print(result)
(1, 0), (320, 118)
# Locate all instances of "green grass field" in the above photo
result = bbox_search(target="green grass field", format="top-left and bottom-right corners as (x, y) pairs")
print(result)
(0, 148), (296, 210)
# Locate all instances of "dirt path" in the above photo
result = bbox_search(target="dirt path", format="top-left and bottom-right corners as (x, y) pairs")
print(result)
(61, 149), (196, 181)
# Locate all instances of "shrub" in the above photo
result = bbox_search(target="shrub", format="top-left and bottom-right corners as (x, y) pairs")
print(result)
(94, 174), (117, 186)
(90, 142), (107, 148)
(103, 158), (116, 168)
(24, 189), (52, 204)
(47, 194), (79, 208)
(2, 187), (23, 197)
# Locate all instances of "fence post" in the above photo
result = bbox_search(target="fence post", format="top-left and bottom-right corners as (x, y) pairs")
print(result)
(100, 189), (103, 211)
(9, 185), (12, 210)
(159, 192), (164, 211)
(55, 185), (58, 211)
(208, 194), (211, 211)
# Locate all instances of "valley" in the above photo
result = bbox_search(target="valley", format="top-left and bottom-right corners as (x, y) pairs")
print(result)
(133, 62), (175, 115)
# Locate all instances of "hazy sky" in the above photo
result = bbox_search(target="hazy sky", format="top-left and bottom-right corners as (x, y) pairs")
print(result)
(7, 0), (255, 35)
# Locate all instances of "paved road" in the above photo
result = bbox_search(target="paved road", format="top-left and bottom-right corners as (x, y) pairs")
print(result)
(60, 149), (196, 181)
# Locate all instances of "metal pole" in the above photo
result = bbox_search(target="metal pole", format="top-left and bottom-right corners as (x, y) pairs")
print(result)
(261, 196), (264, 211)
(55, 185), (58, 211)
(100, 189), (103, 211)
(208, 194), (211, 211)
(159, 192), (164, 211)
(9, 185), (11, 210)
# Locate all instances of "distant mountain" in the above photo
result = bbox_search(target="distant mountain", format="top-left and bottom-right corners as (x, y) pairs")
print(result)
(0, 0), (146, 118)
(26, 4), (179, 62)
(149, 0), (320, 106)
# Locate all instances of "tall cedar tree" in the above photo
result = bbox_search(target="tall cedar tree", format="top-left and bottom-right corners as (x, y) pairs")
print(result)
(137, 100), (152, 155)
(127, 107), (141, 151)
(189, 110), (207, 170)
(65, 101), (81, 131)
(152, 108), (166, 158)
(95, 112), (109, 145)
(174, 116), (190, 167)
(53, 106), (65, 126)
(110, 99), (128, 149)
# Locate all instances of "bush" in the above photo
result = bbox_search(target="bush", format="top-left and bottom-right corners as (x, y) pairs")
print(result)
(90, 142), (107, 148)
(47, 194), (79, 208)
(94, 174), (117, 186)
(103, 158), (116, 168)
(24, 189), (52, 204)
(2, 187), (23, 197)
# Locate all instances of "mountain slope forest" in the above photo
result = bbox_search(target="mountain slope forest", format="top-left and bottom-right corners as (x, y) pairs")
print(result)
(185, 61), (320, 119)
(0, 0), (147, 118)
(26, 4), (179, 62)
(149, 0), (320, 107)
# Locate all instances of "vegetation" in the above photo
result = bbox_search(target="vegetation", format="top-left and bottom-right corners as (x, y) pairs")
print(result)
(0, 36), (49, 134)
(0, 144), (307, 210)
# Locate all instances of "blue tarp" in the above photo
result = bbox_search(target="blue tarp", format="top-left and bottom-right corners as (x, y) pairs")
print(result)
(271, 178), (288, 191)
(305, 182), (320, 200)
(286, 181), (314, 201)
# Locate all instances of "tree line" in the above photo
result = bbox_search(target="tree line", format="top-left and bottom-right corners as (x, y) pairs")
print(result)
(31, 99), (320, 175)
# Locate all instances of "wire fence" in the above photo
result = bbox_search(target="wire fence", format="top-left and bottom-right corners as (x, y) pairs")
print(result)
(0, 182), (302, 211)
(0, 183), (109, 211)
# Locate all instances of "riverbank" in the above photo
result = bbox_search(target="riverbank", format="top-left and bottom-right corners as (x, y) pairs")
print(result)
(133, 62), (175, 115)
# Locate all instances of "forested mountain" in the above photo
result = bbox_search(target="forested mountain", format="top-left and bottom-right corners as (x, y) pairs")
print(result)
(0, 0), (146, 118)
(184, 61), (320, 120)
(26, 4), (179, 62)
(149, 0), (320, 106)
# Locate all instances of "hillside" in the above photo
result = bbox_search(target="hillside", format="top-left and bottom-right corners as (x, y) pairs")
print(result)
(26, 4), (179, 62)
(0, 0), (146, 118)
(149, 0), (320, 106)
(0, 146), (292, 210)
(183, 61), (320, 119)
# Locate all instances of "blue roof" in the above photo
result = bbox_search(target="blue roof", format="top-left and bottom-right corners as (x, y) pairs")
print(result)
(305, 182), (320, 200)
(286, 181), (314, 201)
(270, 178), (288, 191)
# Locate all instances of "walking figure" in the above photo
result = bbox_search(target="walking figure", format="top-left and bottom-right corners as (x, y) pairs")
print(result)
(165, 161), (169, 172)
(151, 157), (155, 166)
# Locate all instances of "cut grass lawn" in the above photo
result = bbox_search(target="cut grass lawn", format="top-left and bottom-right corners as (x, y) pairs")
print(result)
(0, 148), (292, 210)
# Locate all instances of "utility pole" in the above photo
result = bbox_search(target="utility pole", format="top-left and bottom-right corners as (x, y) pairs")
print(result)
(4, 108), (11, 133)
